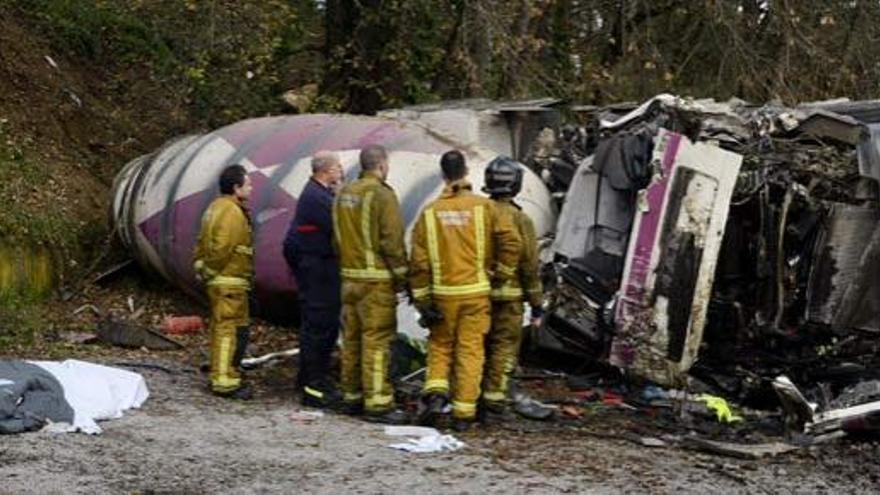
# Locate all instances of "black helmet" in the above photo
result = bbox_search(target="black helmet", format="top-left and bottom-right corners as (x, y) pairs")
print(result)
(482, 156), (523, 197)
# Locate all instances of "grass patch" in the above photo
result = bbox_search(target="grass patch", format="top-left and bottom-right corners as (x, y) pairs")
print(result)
(0, 122), (83, 256)
(0, 292), (48, 350)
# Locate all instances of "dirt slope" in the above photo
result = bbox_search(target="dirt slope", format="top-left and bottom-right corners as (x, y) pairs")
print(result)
(0, 9), (196, 245)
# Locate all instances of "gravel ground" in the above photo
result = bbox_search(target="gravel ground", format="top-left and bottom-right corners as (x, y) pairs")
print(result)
(2, 360), (879, 494)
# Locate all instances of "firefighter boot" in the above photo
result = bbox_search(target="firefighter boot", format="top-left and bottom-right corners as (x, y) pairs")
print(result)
(302, 378), (344, 410)
(364, 408), (410, 425)
(232, 326), (251, 368)
(213, 383), (254, 401)
(452, 417), (477, 432)
(478, 400), (515, 424)
(417, 392), (449, 426)
(341, 400), (365, 416)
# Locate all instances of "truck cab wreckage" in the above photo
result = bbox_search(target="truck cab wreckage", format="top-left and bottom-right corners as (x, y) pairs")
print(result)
(538, 94), (880, 437)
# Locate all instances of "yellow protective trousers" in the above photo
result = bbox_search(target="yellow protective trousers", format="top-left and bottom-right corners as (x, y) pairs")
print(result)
(340, 280), (397, 413)
(424, 297), (491, 420)
(207, 286), (249, 393)
(482, 300), (524, 405)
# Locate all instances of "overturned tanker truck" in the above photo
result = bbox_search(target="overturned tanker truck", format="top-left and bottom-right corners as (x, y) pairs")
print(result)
(537, 94), (880, 411)
(111, 114), (555, 326)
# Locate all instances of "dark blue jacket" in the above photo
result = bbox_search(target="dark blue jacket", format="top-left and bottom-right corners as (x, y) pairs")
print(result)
(283, 178), (336, 268)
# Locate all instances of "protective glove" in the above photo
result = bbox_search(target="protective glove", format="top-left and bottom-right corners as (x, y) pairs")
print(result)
(395, 279), (412, 302)
(529, 305), (544, 328)
(416, 301), (444, 329)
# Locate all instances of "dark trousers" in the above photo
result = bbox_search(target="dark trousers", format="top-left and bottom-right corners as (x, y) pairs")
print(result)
(293, 255), (341, 389)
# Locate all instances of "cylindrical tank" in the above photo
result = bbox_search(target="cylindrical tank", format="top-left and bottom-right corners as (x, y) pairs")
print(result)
(112, 114), (555, 322)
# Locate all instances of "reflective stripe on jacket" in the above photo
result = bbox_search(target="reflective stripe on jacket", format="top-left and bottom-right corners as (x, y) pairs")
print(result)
(192, 195), (253, 290)
(332, 172), (408, 283)
(409, 180), (521, 301)
(489, 198), (543, 307)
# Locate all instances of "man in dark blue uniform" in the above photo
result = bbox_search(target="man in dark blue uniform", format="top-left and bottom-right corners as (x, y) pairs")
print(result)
(283, 151), (344, 408)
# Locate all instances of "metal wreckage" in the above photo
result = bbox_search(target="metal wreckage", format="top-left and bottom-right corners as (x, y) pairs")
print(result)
(530, 94), (880, 440)
(114, 94), (880, 442)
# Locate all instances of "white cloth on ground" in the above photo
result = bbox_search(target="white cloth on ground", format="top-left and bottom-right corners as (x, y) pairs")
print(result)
(31, 360), (149, 434)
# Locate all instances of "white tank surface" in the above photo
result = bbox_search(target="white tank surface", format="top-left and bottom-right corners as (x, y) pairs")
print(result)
(112, 114), (555, 321)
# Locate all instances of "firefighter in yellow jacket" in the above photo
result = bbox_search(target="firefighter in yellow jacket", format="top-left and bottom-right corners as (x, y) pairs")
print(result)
(481, 156), (544, 415)
(410, 150), (522, 429)
(333, 145), (409, 424)
(193, 164), (254, 399)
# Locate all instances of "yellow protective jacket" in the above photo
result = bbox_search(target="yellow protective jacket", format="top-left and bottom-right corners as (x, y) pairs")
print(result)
(410, 180), (521, 302)
(332, 172), (408, 284)
(192, 195), (253, 290)
(490, 198), (543, 307)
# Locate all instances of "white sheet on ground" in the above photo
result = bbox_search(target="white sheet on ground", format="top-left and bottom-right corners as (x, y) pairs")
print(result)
(31, 360), (149, 435)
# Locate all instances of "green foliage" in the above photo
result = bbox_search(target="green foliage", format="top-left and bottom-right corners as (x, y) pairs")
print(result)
(0, 293), (47, 348)
(11, 0), (176, 67)
(0, 124), (79, 251)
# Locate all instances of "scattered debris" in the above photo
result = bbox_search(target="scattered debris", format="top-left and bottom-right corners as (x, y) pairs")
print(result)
(91, 259), (135, 286)
(398, 367), (426, 383)
(384, 426), (440, 437)
(385, 425), (465, 453)
(161, 315), (204, 335)
(290, 410), (324, 424)
(774, 375), (880, 438)
(639, 437), (667, 448)
(72, 304), (102, 318)
(697, 395), (743, 424)
(96, 318), (182, 351)
(240, 348), (299, 370)
(60, 332), (97, 345)
(512, 393), (555, 420)
(683, 437), (799, 460)
(560, 405), (584, 419)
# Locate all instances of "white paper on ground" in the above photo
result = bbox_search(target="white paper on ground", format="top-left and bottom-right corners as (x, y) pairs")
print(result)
(0, 379), (13, 387)
(291, 410), (324, 422)
(388, 434), (465, 453)
(384, 426), (441, 437)
(385, 425), (465, 453)
(30, 359), (149, 435)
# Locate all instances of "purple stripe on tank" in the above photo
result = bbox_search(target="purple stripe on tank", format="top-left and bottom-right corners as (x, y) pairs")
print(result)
(214, 117), (280, 149)
(219, 116), (451, 170)
(244, 115), (330, 168)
